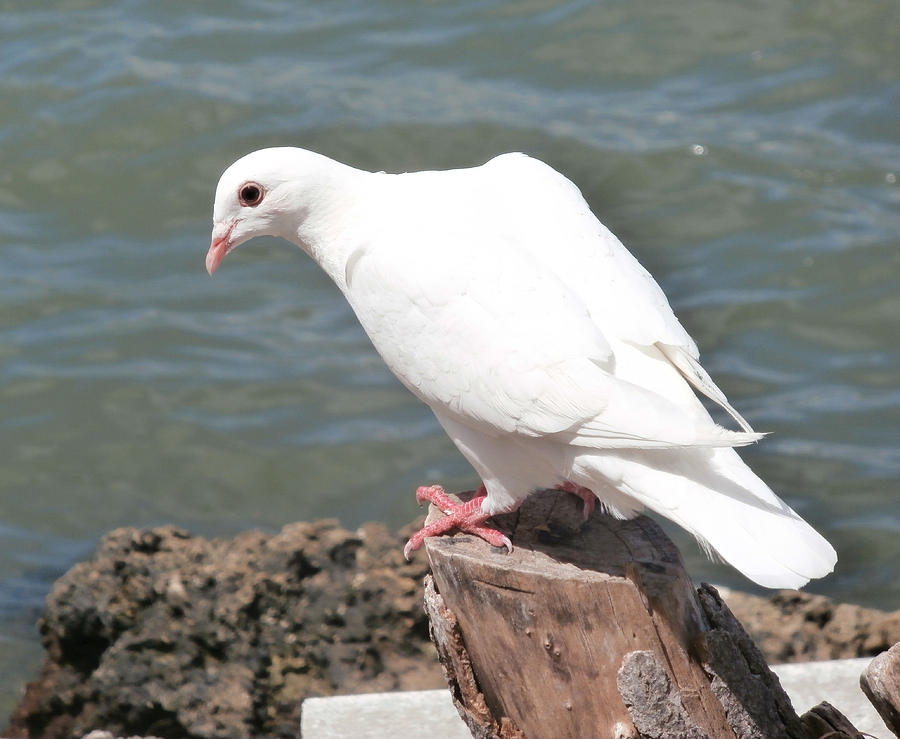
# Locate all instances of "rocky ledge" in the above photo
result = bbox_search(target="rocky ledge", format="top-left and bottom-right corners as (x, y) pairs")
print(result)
(6, 520), (900, 738)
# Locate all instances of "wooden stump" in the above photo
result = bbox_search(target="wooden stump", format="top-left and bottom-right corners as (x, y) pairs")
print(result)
(860, 641), (900, 736)
(422, 489), (862, 739)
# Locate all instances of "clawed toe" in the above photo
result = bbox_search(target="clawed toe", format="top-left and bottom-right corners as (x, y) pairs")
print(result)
(556, 481), (598, 521)
(404, 485), (511, 557)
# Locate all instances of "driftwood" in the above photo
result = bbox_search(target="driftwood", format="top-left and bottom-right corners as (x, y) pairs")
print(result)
(422, 489), (862, 739)
(861, 642), (900, 736)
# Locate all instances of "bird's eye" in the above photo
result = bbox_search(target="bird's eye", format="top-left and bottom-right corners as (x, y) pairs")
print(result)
(238, 182), (264, 207)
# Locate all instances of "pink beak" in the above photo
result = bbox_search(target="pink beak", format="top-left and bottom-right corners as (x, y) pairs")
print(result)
(206, 221), (237, 275)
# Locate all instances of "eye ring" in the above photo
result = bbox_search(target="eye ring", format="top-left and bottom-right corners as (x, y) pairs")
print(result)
(238, 181), (265, 207)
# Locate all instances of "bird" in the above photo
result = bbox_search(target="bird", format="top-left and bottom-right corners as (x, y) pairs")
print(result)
(207, 146), (837, 589)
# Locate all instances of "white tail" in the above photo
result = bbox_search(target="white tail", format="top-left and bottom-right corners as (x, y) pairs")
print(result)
(578, 445), (837, 589)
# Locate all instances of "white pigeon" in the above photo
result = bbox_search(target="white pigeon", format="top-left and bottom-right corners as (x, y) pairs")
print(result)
(207, 147), (837, 589)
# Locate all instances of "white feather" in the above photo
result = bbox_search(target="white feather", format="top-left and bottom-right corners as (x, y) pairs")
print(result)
(570, 447), (836, 589)
(656, 342), (757, 434)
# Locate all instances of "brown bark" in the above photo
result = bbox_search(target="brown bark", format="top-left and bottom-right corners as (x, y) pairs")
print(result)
(423, 489), (861, 738)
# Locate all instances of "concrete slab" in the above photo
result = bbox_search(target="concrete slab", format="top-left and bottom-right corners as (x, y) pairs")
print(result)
(300, 689), (471, 739)
(300, 658), (890, 738)
(774, 657), (887, 738)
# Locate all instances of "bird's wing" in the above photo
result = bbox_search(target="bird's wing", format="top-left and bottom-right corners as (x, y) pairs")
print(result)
(482, 153), (698, 348)
(482, 153), (756, 432)
(344, 229), (761, 450)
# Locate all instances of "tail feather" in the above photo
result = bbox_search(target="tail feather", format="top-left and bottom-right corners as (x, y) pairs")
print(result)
(577, 446), (837, 589)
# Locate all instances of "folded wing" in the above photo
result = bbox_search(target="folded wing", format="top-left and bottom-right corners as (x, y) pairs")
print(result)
(345, 231), (762, 451)
(483, 152), (760, 436)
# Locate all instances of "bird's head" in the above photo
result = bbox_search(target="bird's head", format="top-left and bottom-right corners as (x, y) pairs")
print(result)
(207, 147), (359, 275)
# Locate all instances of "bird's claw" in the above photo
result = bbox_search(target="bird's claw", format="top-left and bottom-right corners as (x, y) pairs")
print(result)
(404, 485), (511, 558)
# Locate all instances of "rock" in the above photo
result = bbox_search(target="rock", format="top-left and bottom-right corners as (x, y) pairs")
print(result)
(722, 589), (900, 664)
(5, 521), (443, 739)
(5, 519), (900, 738)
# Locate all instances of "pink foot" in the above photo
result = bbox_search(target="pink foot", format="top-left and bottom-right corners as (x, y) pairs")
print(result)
(403, 484), (513, 560)
(556, 481), (598, 521)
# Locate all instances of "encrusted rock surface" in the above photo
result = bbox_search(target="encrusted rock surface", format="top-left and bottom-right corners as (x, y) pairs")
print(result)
(5, 520), (900, 738)
(5, 521), (442, 739)
(723, 588), (900, 664)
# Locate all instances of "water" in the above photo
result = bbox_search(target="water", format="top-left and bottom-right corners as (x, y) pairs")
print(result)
(1, 0), (898, 720)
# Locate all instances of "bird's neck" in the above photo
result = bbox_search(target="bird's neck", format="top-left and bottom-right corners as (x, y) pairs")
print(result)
(289, 164), (382, 293)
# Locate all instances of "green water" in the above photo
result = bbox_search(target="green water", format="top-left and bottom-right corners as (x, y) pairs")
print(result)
(1, 0), (899, 720)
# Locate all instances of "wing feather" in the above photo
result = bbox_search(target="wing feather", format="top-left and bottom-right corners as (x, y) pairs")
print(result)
(483, 153), (758, 436)
(656, 342), (757, 434)
(345, 230), (761, 450)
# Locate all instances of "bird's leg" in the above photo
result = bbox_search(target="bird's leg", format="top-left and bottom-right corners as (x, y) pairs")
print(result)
(403, 484), (513, 560)
(555, 480), (598, 521)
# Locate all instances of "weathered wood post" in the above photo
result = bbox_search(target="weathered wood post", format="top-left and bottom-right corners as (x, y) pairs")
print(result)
(861, 642), (900, 736)
(422, 489), (863, 739)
